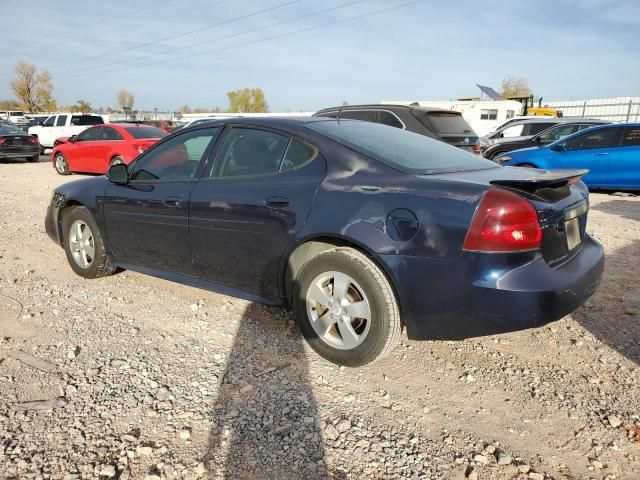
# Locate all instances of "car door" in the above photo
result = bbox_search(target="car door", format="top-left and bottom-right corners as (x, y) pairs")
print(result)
(67, 126), (103, 173)
(38, 115), (57, 146)
(608, 126), (640, 188)
(102, 127), (221, 275)
(556, 127), (623, 187)
(189, 125), (326, 300)
(95, 126), (124, 172)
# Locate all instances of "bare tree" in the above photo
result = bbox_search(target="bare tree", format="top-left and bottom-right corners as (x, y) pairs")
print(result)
(116, 89), (135, 110)
(10, 61), (55, 112)
(501, 77), (532, 99)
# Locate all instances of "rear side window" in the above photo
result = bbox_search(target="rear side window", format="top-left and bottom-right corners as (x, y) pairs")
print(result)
(526, 122), (557, 135)
(306, 120), (496, 175)
(124, 126), (167, 139)
(215, 128), (290, 178)
(98, 127), (123, 141)
(565, 127), (621, 151)
(71, 115), (104, 126)
(414, 111), (473, 134)
(537, 124), (580, 144)
(375, 111), (403, 129)
(56, 115), (67, 126)
(621, 126), (640, 147)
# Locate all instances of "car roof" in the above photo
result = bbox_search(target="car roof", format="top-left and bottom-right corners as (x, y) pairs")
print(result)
(546, 122), (640, 146)
(314, 104), (462, 115)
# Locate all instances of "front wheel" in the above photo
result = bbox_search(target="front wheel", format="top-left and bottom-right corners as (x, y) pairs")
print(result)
(54, 153), (70, 175)
(293, 247), (402, 367)
(62, 206), (116, 279)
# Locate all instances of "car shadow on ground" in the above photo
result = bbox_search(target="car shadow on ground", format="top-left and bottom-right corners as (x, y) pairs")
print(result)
(591, 198), (640, 223)
(203, 302), (332, 479)
(572, 200), (640, 364)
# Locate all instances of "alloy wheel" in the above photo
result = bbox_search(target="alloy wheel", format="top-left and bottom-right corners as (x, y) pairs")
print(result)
(306, 271), (371, 350)
(68, 220), (95, 269)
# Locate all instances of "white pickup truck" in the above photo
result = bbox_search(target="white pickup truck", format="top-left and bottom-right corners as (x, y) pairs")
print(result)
(28, 113), (105, 151)
(0, 111), (29, 129)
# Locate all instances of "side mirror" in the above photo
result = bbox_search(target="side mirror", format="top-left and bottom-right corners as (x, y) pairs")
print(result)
(550, 142), (566, 152)
(107, 163), (129, 185)
(68, 135), (77, 143)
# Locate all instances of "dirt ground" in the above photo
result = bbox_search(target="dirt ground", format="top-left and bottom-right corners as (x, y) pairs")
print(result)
(0, 158), (639, 480)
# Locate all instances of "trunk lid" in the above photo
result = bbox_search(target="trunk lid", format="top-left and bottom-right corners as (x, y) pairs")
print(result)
(427, 166), (591, 264)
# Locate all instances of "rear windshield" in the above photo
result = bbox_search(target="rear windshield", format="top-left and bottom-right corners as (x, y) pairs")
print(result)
(306, 120), (497, 175)
(71, 115), (104, 126)
(124, 126), (167, 139)
(0, 125), (25, 135)
(414, 110), (473, 134)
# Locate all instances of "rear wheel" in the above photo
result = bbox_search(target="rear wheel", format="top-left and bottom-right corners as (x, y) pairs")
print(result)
(293, 247), (401, 367)
(109, 156), (125, 168)
(62, 206), (116, 279)
(54, 153), (70, 175)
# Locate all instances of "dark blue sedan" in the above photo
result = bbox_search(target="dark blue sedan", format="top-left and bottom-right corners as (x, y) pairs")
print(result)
(497, 123), (640, 190)
(45, 117), (604, 366)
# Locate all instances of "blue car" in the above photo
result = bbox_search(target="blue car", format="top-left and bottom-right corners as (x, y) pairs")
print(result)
(497, 123), (640, 190)
(45, 118), (604, 366)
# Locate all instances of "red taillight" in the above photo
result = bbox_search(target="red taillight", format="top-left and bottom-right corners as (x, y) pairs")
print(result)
(0, 137), (6, 144)
(463, 188), (542, 252)
(28, 136), (39, 144)
(472, 141), (480, 154)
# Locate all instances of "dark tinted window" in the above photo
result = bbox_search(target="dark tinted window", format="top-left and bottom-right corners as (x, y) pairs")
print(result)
(306, 120), (496, 175)
(124, 126), (167, 139)
(71, 115), (104, 126)
(376, 111), (403, 128)
(0, 125), (25, 135)
(537, 124), (581, 144)
(281, 140), (315, 171)
(98, 127), (123, 141)
(480, 109), (498, 120)
(316, 111), (338, 119)
(564, 127), (621, 151)
(76, 127), (102, 141)
(43, 116), (55, 127)
(56, 115), (67, 126)
(216, 128), (290, 178)
(340, 110), (371, 121)
(416, 111), (473, 134)
(526, 122), (557, 135)
(621, 126), (640, 147)
(131, 127), (219, 182)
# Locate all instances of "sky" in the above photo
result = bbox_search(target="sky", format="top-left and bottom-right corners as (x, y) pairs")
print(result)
(3, 0), (639, 112)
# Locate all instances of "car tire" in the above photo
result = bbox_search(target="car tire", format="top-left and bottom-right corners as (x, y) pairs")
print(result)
(109, 156), (125, 168)
(62, 206), (116, 279)
(488, 150), (505, 160)
(293, 247), (402, 367)
(517, 163), (538, 168)
(27, 154), (39, 163)
(54, 153), (70, 175)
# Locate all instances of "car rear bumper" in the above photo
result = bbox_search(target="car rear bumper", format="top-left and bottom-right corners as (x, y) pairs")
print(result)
(0, 146), (39, 158)
(378, 235), (604, 340)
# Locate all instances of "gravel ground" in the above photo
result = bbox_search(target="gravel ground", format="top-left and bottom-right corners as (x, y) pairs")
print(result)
(0, 158), (639, 480)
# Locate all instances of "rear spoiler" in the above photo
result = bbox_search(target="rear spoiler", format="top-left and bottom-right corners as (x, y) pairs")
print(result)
(490, 169), (588, 189)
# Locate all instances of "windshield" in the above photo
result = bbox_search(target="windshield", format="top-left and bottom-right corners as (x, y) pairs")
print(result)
(124, 126), (167, 139)
(306, 120), (497, 175)
(0, 125), (26, 135)
(9, 112), (24, 117)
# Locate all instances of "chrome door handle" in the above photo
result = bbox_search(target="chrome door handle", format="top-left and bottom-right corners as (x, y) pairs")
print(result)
(163, 197), (181, 208)
(263, 195), (290, 208)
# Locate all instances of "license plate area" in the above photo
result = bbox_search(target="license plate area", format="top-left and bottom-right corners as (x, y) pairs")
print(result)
(564, 202), (588, 251)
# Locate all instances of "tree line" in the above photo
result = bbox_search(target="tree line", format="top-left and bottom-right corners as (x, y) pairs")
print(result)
(1, 61), (269, 115)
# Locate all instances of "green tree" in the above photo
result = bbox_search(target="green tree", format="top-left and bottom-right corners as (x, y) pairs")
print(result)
(9, 61), (56, 112)
(226, 88), (268, 113)
(501, 77), (532, 99)
(76, 99), (92, 113)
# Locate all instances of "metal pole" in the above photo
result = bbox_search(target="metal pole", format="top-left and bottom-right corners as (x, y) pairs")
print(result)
(581, 101), (587, 118)
(626, 100), (632, 122)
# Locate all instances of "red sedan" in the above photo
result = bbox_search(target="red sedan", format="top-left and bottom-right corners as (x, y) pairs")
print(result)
(51, 123), (167, 175)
